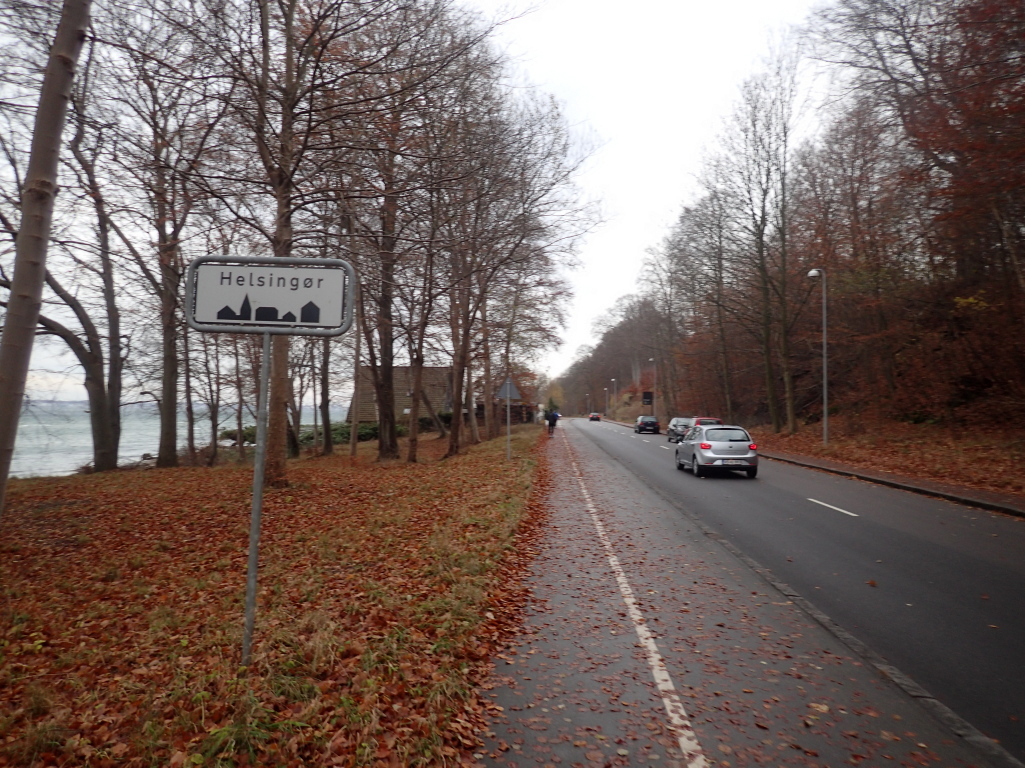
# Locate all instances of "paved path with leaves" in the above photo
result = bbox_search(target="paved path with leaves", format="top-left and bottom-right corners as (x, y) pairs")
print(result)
(475, 423), (1001, 768)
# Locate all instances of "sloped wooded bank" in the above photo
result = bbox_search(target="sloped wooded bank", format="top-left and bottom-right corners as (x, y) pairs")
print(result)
(558, 0), (1025, 433)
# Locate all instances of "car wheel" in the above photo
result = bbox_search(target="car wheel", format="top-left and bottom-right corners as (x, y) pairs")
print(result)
(693, 458), (705, 478)
(746, 467), (758, 479)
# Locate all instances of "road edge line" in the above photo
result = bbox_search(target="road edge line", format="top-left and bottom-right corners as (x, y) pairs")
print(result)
(560, 430), (709, 768)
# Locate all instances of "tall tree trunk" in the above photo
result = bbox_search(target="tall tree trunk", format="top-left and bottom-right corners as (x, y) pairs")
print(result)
(234, 336), (246, 460)
(350, 302), (362, 458)
(208, 392), (219, 468)
(756, 239), (780, 431)
(183, 323), (196, 464)
(320, 337), (333, 455)
(374, 182), (400, 460)
(312, 363), (319, 452)
(466, 364), (480, 445)
(261, 0), (294, 488)
(715, 302), (735, 424)
(156, 227), (180, 466)
(157, 284), (179, 466)
(0, 0), (92, 514)
(777, 303), (797, 434)
(266, 333), (291, 486)
(406, 356), (424, 462)
(446, 286), (468, 458)
(480, 299), (495, 439)
(287, 376), (301, 458)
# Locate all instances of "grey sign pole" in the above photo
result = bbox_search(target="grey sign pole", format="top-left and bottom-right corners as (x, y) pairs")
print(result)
(497, 378), (520, 461)
(241, 332), (271, 666)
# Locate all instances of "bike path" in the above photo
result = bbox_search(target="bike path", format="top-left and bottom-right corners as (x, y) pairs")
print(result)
(474, 422), (999, 768)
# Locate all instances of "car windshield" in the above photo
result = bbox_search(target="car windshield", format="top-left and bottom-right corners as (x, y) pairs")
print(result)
(704, 428), (749, 442)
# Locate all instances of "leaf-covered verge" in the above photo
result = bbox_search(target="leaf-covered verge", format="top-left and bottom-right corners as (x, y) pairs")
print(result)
(0, 426), (549, 767)
(752, 419), (1025, 498)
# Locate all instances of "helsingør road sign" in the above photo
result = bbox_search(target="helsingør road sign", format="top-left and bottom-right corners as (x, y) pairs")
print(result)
(186, 255), (355, 336)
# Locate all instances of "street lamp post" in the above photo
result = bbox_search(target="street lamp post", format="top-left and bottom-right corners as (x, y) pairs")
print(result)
(604, 387), (608, 415)
(585, 393), (590, 414)
(808, 268), (828, 445)
(611, 378), (616, 417)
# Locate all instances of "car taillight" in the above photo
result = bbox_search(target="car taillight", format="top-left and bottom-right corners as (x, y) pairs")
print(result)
(699, 442), (711, 450)
(749, 444), (758, 450)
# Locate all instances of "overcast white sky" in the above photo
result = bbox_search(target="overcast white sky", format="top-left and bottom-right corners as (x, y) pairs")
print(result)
(464, 0), (824, 379)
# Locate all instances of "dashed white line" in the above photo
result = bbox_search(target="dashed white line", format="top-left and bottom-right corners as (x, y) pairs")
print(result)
(560, 431), (708, 768)
(808, 498), (858, 517)
(660, 445), (671, 450)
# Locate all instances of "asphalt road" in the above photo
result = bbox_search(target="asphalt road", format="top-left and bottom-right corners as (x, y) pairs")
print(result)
(572, 417), (1025, 763)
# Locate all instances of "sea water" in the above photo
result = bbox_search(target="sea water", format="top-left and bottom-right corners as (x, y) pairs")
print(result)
(10, 401), (347, 478)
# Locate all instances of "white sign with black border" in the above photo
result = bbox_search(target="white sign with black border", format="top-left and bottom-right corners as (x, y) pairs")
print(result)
(186, 255), (355, 336)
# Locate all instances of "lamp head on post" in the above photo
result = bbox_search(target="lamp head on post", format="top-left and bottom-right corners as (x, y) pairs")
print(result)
(808, 268), (822, 279)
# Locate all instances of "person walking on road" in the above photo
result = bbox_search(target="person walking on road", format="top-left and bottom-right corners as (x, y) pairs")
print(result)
(546, 410), (559, 437)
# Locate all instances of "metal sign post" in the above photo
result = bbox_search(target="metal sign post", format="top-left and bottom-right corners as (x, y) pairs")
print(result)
(241, 332), (271, 665)
(497, 378), (520, 461)
(186, 255), (354, 666)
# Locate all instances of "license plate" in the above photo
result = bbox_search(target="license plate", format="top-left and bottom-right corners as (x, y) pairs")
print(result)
(723, 460), (745, 465)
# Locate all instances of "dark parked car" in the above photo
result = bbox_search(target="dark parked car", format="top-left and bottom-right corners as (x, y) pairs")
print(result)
(666, 417), (693, 441)
(675, 424), (758, 478)
(634, 415), (660, 434)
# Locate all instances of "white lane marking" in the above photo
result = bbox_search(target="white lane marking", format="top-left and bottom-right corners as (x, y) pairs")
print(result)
(660, 445), (671, 450)
(560, 431), (708, 768)
(643, 439), (651, 443)
(808, 498), (858, 517)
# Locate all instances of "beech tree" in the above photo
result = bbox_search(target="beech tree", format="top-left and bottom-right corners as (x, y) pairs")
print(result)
(0, 0), (92, 513)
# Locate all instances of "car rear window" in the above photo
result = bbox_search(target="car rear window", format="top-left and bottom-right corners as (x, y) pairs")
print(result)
(704, 428), (749, 442)
(640, 416), (656, 422)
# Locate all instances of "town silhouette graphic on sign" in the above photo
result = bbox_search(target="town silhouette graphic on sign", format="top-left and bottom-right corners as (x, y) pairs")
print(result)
(216, 294), (321, 324)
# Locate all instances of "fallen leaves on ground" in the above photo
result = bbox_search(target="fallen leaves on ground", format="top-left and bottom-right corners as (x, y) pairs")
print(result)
(0, 428), (547, 767)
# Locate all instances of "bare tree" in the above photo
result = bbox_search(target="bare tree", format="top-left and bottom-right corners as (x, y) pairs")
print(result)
(0, 0), (91, 513)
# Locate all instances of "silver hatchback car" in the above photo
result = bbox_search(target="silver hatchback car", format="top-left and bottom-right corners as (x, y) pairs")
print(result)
(675, 425), (758, 478)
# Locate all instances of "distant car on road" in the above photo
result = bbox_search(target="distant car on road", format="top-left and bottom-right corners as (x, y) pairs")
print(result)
(634, 415), (660, 434)
(666, 417), (693, 441)
(691, 416), (724, 429)
(675, 424), (758, 478)
(588, 413), (602, 421)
